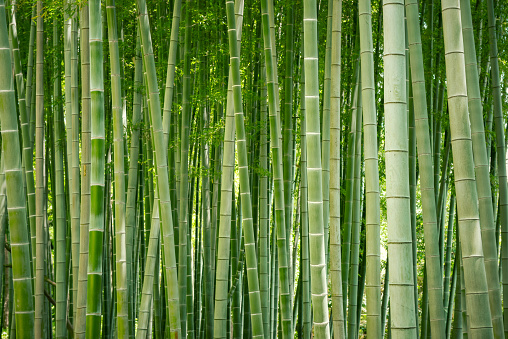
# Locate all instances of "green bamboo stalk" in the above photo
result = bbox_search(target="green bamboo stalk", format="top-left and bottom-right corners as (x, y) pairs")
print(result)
(162, 0), (182, 147)
(260, 0), (292, 335)
(342, 54), (360, 329)
(441, 0), (494, 337)
(446, 247), (458, 338)
(486, 1), (508, 335)
(63, 5), (73, 291)
(125, 30), (143, 339)
(348, 75), (363, 339)
(34, 1), (44, 336)
(136, 0), (181, 336)
(214, 1), (245, 337)
(451, 250), (463, 339)
(0, 157), (6, 335)
(407, 38), (419, 336)
(358, 0), (381, 336)
(178, 2), (193, 335)
(9, 0), (36, 282)
(329, 1), (345, 336)
(25, 5), (36, 145)
(303, 0), (330, 336)
(53, 14), (68, 338)
(106, 0), (129, 336)
(321, 0), (332, 266)
(71, 2), (81, 321)
(298, 40), (311, 338)
(75, 3), (91, 336)
(136, 190), (160, 339)
(258, 60), (270, 338)
(0, 1), (35, 336)
(383, 1), (417, 337)
(460, 1), (504, 337)
(443, 194), (455, 311)
(405, 0), (446, 336)
(225, 0), (265, 335)
(86, 0), (107, 335)
(201, 48), (214, 339)
(283, 6), (294, 275)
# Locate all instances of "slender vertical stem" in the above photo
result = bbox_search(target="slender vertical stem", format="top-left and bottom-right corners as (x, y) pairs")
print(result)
(34, 0), (44, 336)
(330, 0), (345, 336)
(86, 0), (106, 335)
(303, 0), (330, 336)
(383, 0), (417, 337)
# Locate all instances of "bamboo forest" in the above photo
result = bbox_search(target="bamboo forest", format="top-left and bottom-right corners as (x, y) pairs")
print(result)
(2, 0), (508, 337)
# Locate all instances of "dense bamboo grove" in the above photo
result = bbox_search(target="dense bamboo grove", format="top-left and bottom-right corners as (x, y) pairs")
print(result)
(0, 0), (508, 338)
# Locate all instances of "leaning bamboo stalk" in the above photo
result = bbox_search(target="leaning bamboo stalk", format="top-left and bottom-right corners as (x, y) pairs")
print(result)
(9, 0), (36, 281)
(460, 1), (504, 337)
(405, 0), (446, 336)
(162, 0), (182, 146)
(486, 1), (508, 335)
(260, 0), (292, 335)
(125, 30), (143, 339)
(136, 0), (181, 336)
(441, 0), (494, 337)
(225, 0), (265, 335)
(135, 190), (161, 339)
(213, 0), (244, 336)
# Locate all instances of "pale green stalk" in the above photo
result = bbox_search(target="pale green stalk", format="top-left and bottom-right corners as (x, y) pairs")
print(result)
(9, 0), (36, 281)
(303, 0), (330, 336)
(136, 191), (160, 339)
(460, 1), (504, 337)
(225, 0), (265, 335)
(106, 0), (129, 336)
(330, 0), (345, 337)
(75, 3), (91, 336)
(125, 30), (143, 339)
(441, 0), (494, 337)
(348, 83), (362, 338)
(405, 0), (446, 336)
(25, 5), (36, 144)
(213, 1), (245, 336)
(162, 0), (182, 146)
(359, 0), (381, 336)
(283, 6), (294, 278)
(383, 1), (417, 337)
(260, 0), (292, 335)
(86, 0), (106, 335)
(0, 1), (34, 336)
(136, 0), (181, 336)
